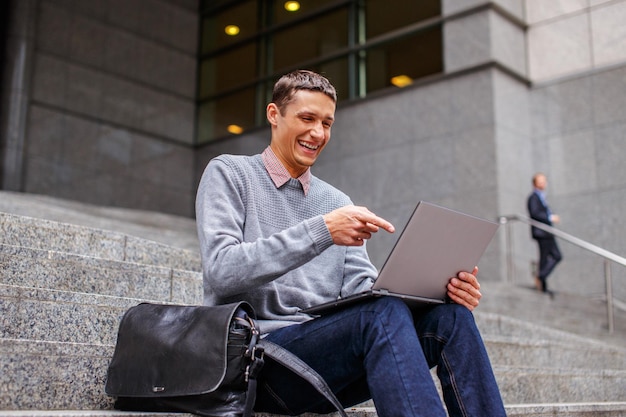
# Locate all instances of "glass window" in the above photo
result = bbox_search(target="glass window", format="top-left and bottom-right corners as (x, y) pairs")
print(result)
(365, 0), (440, 39)
(199, 42), (257, 99)
(309, 57), (351, 102)
(272, 7), (349, 73)
(272, 0), (344, 25)
(197, 0), (443, 143)
(365, 25), (442, 94)
(201, 0), (237, 12)
(197, 86), (257, 144)
(201, 0), (258, 55)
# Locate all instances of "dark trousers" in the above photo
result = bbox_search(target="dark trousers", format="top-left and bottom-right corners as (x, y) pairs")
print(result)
(536, 236), (562, 291)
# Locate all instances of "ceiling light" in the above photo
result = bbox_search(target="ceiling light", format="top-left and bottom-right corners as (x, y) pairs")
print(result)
(227, 124), (244, 135)
(284, 1), (300, 12)
(390, 75), (413, 88)
(224, 25), (240, 36)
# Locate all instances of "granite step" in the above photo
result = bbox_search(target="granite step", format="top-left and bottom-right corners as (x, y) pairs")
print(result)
(2, 207), (625, 416)
(3, 279), (626, 409)
(475, 309), (626, 351)
(0, 191), (200, 252)
(494, 365), (626, 404)
(0, 339), (114, 410)
(0, 243), (202, 304)
(3, 321), (624, 409)
(475, 313), (626, 370)
(3, 278), (624, 372)
(483, 334), (626, 370)
(504, 402), (626, 417)
(1, 284), (142, 346)
(1, 403), (626, 417)
(0, 212), (200, 272)
(3, 334), (623, 410)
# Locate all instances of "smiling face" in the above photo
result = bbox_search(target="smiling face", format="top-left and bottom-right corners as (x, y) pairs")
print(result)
(267, 89), (336, 178)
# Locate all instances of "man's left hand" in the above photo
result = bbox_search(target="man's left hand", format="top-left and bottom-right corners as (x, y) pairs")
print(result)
(447, 266), (481, 311)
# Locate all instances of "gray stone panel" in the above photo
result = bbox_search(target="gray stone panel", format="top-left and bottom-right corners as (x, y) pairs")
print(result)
(490, 11), (527, 77)
(30, 55), (195, 143)
(548, 129), (597, 196)
(495, 128), (533, 211)
(530, 75), (594, 138)
(527, 11), (592, 82)
(36, 1), (72, 56)
(526, 0), (588, 25)
(444, 10), (491, 73)
(31, 54), (67, 108)
(24, 105), (195, 216)
(402, 82), (455, 141)
(591, 66), (626, 126)
(442, 0), (487, 15)
(66, 64), (104, 116)
(594, 123), (626, 189)
(69, 12), (107, 68)
(493, 70), (530, 136)
(598, 188), (626, 258)
(449, 70), (495, 131)
(443, 0), (525, 21)
(591, 0), (626, 68)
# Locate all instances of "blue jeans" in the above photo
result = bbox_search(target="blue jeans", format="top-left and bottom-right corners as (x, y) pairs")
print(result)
(254, 297), (506, 417)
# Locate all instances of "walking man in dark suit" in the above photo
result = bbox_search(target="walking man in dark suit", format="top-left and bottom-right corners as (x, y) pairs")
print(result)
(527, 173), (562, 296)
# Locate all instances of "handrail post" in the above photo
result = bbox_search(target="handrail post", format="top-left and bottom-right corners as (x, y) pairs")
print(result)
(500, 217), (514, 283)
(605, 259), (614, 334)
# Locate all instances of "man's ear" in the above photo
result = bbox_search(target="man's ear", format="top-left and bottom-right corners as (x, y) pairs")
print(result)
(267, 103), (279, 126)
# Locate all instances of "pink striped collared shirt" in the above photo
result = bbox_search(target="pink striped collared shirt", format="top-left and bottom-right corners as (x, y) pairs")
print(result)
(261, 146), (311, 196)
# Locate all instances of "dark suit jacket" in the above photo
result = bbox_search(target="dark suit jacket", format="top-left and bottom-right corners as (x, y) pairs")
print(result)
(527, 191), (553, 239)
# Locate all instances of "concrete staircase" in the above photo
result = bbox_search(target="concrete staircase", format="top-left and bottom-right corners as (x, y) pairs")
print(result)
(1, 194), (626, 417)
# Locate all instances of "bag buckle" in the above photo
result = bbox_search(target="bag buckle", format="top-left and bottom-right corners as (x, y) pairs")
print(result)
(245, 346), (265, 382)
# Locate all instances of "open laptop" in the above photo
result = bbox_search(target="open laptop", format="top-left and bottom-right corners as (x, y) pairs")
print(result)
(301, 201), (499, 316)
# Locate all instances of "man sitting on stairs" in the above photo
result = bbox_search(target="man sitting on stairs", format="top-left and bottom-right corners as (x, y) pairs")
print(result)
(195, 69), (507, 417)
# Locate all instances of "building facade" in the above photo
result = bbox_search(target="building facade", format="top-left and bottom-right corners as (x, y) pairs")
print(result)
(1, 0), (625, 299)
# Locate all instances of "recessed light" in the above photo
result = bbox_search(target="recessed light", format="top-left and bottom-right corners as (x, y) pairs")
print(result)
(224, 25), (240, 36)
(390, 75), (413, 88)
(227, 124), (244, 135)
(284, 1), (300, 12)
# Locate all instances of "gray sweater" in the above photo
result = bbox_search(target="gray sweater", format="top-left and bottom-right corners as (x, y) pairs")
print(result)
(196, 153), (378, 333)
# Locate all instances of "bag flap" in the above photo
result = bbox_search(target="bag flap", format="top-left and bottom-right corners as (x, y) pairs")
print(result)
(105, 302), (254, 397)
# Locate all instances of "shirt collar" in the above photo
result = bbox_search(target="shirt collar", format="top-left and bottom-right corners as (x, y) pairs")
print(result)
(262, 146), (311, 195)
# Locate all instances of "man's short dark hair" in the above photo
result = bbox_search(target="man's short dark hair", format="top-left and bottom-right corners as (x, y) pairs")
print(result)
(272, 70), (337, 114)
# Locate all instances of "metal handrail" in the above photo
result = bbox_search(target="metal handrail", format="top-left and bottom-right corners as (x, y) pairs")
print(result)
(498, 214), (626, 333)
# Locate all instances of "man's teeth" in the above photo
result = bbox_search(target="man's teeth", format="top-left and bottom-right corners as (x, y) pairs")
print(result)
(299, 141), (319, 150)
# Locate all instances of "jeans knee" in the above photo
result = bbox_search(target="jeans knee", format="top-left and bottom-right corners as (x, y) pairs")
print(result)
(371, 296), (412, 316)
(417, 303), (478, 341)
(444, 303), (475, 326)
(360, 297), (414, 330)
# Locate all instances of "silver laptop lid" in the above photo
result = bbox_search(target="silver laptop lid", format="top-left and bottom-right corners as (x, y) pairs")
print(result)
(372, 201), (499, 302)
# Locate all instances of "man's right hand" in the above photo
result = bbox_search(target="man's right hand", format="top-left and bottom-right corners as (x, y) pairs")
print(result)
(323, 205), (395, 246)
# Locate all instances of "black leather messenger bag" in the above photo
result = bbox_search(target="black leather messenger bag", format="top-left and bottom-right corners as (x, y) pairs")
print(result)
(105, 301), (347, 417)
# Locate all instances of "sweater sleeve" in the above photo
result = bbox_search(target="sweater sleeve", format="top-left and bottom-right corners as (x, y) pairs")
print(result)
(196, 157), (335, 301)
(340, 244), (378, 297)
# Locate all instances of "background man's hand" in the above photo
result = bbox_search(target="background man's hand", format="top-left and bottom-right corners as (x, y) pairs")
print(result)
(323, 205), (395, 246)
(447, 266), (481, 311)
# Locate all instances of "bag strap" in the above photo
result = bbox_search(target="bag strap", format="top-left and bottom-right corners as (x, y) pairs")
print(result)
(258, 339), (349, 417)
